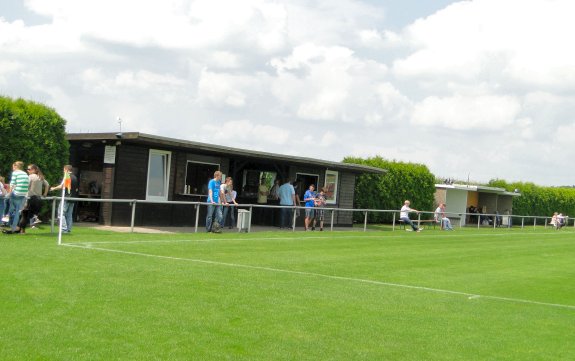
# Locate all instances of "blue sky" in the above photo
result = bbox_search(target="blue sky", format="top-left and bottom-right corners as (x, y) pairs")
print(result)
(1, 0), (574, 186)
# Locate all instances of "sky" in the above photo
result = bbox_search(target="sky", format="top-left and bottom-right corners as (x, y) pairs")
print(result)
(1, 0), (574, 186)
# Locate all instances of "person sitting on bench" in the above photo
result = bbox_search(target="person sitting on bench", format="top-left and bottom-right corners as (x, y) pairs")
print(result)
(400, 200), (422, 232)
(434, 203), (454, 230)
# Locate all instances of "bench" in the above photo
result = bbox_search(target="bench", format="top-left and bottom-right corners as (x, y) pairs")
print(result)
(398, 219), (440, 230)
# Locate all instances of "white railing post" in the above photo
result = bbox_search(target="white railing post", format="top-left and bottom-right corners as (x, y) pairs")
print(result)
(292, 206), (297, 232)
(194, 203), (200, 233)
(330, 209), (335, 232)
(248, 205), (253, 233)
(363, 211), (368, 232)
(130, 200), (137, 233)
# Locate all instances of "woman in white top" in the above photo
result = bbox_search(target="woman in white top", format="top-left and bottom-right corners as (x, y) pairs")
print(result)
(18, 164), (49, 232)
(221, 178), (238, 229)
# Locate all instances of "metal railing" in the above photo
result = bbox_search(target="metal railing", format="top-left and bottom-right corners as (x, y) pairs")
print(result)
(41, 196), (574, 233)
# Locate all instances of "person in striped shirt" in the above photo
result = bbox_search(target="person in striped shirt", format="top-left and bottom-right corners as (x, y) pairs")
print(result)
(4, 161), (29, 233)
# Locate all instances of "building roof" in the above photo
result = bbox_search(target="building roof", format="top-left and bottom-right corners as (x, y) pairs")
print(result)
(67, 132), (386, 175)
(435, 183), (520, 196)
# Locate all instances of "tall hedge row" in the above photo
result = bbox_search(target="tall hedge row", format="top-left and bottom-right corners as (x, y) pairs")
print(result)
(488, 179), (575, 218)
(343, 156), (436, 223)
(0, 96), (69, 185)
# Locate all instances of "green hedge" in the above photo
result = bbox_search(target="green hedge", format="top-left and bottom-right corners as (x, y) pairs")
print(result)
(488, 179), (575, 219)
(0, 96), (69, 185)
(343, 156), (436, 223)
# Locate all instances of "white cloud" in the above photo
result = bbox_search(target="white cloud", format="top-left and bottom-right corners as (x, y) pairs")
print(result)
(270, 43), (396, 124)
(2, 0), (575, 186)
(411, 94), (521, 130)
(394, 0), (575, 89)
(202, 119), (290, 145)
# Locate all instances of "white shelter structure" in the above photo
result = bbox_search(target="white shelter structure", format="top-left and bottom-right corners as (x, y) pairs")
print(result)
(434, 184), (521, 226)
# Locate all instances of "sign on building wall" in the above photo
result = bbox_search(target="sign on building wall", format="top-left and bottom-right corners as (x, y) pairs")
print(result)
(104, 145), (116, 164)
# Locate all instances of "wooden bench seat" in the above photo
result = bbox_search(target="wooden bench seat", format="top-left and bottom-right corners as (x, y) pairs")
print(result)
(398, 219), (440, 230)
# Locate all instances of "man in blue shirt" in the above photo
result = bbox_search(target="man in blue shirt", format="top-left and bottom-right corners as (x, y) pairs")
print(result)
(278, 178), (296, 229)
(206, 170), (225, 232)
(303, 184), (317, 231)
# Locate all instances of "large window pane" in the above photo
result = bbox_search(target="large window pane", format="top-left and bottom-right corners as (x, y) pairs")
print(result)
(184, 161), (220, 195)
(146, 150), (171, 201)
(324, 170), (338, 204)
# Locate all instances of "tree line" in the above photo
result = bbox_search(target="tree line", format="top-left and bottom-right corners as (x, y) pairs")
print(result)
(2, 95), (573, 219)
(343, 156), (575, 220)
(0, 96), (68, 185)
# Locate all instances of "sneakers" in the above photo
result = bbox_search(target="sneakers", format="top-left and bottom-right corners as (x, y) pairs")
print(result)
(1, 216), (8, 223)
(212, 222), (222, 233)
(32, 216), (42, 225)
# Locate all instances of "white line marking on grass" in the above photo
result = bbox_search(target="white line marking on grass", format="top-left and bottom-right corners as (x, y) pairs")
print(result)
(79, 239), (213, 245)
(61, 243), (575, 311)
(71, 230), (569, 246)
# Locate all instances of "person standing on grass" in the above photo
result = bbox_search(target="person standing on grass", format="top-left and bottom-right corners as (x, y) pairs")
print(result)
(303, 184), (316, 231)
(313, 187), (327, 231)
(278, 178), (296, 229)
(205, 170), (225, 233)
(400, 200), (422, 232)
(2, 162), (29, 234)
(0, 175), (8, 224)
(221, 177), (238, 229)
(16, 164), (50, 234)
(50, 165), (79, 234)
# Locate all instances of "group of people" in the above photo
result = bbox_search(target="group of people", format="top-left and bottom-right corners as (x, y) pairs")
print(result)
(400, 200), (454, 232)
(303, 184), (327, 231)
(204, 171), (329, 233)
(1, 162), (78, 235)
(550, 212), (566, 230)
(205, 171), (238, 233)
(277, 179), (327, 231)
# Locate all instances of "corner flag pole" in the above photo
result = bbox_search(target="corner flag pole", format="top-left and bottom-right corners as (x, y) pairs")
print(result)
(57, 183), (65, 245)
(57, 170), (70, 246)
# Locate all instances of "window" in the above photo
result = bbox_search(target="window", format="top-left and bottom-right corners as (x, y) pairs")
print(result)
(184, 161), (220, 195)
(324, 170), (338, 204)
(295, 173), (319, 201)
(146, 150), (171, 201)
(241, 170), (277, 198)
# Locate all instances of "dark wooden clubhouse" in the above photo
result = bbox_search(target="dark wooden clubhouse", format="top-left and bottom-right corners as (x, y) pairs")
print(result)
(67, 132), (385, 228)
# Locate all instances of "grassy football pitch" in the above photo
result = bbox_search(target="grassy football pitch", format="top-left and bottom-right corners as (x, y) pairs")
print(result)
(1, 226), (574, 360)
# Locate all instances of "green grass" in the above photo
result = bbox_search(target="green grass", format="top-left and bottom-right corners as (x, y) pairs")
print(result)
(1, 226), (574, 360)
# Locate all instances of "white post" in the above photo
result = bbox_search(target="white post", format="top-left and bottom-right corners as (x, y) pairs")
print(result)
(330, 210), (335, 232)
(248, 205), (252, 233)
(291, 206), (297, 232)
(57, 187), (66, 245)
(130, 200), (136, 233)
(194, 204), (200, 233)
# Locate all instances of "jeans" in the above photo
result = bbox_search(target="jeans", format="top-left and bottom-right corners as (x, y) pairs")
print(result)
(58, 200), (75, 232)
(222, 205), (235, 228)
(442, 218), (453, 230)
(2, 197), (10, 216)
(280, 207), (293, 228)
(206, 204), (223, 232)
(8, 194), (26, 231)
(400, 216), (418, 231)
